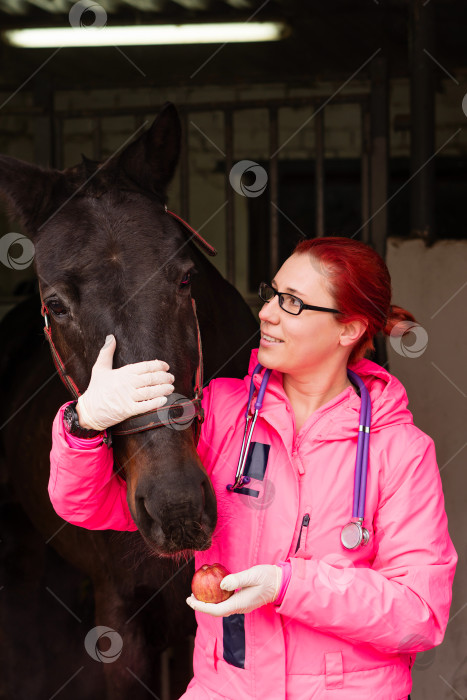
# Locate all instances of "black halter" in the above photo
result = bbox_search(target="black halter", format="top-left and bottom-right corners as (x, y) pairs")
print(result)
(111, 297), (205, 444)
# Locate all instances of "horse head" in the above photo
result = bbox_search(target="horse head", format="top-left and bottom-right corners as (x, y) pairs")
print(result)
(0, 102), (219, 556)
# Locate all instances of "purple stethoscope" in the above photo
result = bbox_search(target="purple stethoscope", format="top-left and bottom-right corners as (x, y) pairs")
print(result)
(227, 363), (372, 551)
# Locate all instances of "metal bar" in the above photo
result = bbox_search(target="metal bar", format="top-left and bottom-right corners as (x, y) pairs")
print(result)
(92, 117), (102, 161)
(269, 107), (279, 277)
(314, 108), (325, 237)
(409, 0), (435, 242)
(0, 94), (371, 120)
(369, 55), (389, 259)
(33, 76), (55, 167)
(177, 94), (369, 113)
(132, 112), (147, 137)
(369, 56), (389, 368)
(224, 110), (235, 284)
(180, 110), (190, 221)
(360, 103), (371, 244)
(54, 116), (64, 170)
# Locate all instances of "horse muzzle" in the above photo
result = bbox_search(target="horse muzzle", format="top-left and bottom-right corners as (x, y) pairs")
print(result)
(132, 468), (217, 555)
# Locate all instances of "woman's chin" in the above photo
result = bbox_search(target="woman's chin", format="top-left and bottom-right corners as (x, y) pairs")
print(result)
(257, 347), (282, 369)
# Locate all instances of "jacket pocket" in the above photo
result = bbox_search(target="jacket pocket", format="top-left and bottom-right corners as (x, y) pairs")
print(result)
(243, 441), (270, 481)
(231, 441), (270, 498)
(223, 614), (245, 669)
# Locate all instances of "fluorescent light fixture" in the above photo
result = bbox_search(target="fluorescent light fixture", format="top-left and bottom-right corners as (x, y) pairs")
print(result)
(3, 22), (288, 48)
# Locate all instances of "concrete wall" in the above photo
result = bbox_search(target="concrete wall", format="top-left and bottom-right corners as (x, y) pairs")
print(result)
(387, 238), (467, 700)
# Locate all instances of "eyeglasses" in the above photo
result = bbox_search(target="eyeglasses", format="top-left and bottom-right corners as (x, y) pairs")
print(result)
(258, 282), (340, 316)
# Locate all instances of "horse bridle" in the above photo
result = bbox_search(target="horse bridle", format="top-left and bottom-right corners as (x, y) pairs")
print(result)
(39, 209), (217, 447)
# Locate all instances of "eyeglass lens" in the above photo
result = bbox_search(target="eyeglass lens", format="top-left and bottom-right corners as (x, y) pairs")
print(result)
(259, 283), (302, 315)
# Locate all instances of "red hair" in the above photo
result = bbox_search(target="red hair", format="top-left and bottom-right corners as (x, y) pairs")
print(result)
(293, 237), (416, 364)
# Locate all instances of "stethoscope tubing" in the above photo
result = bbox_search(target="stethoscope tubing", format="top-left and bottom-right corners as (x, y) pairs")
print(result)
(228, 364), (372, 551)
(360, 396), (371, 518)
(347, 368), (371, 520)
(228, 364), (271, 490)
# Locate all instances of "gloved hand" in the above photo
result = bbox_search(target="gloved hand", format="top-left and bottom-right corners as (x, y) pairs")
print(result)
(186, 565), (282, 617)
(76, 334), (175, 431)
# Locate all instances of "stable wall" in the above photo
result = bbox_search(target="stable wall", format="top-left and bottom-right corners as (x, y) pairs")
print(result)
(0, 79), (466, 699)
(2, 76), (467, 303)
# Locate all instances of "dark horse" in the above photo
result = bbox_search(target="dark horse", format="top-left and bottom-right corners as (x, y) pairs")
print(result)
(0, 103), (259, 699)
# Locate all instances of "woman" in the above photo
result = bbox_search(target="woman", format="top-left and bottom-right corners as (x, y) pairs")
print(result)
(49, 237), (457, 700)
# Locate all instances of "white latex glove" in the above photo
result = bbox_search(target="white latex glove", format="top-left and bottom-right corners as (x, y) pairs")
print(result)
(76, 334), (175, 431)
(186, 565), (282, 617)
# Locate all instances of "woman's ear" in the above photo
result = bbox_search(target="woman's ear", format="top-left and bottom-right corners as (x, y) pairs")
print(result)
(339, 319), (367, 349)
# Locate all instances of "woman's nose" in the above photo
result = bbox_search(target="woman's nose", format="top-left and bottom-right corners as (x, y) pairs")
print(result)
(259, 296), (280, 322)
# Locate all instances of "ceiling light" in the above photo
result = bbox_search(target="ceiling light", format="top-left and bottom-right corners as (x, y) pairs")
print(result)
(3, 22), (289, 48)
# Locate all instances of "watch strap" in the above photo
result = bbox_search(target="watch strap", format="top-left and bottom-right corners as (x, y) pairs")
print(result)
(63, 400), (101, 438)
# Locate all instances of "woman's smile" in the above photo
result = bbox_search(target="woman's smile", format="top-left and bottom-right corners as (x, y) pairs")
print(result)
(260, 331), (284, 345)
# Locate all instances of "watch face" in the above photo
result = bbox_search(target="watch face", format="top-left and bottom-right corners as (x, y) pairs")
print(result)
(63, 404), (75, 433)
(63, 402), (100, 438)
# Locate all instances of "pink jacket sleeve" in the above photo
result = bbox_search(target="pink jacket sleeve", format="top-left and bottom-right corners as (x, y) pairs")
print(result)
(276, 435), (458, 655)
(48, 384), (214, 531)
(48, 403), (138, 531)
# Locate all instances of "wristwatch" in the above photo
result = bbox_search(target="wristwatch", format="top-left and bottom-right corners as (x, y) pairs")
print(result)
(63, 400), (101, 438)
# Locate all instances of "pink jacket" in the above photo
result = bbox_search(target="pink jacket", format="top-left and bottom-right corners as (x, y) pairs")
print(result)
(49, 351), (457, 700)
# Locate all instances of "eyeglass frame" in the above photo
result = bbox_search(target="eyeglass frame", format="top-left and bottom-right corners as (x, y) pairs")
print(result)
(258, 281), (341, 316)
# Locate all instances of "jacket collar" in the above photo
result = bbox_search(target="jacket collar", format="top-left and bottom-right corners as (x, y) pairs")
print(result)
(245, 348), (414, 442)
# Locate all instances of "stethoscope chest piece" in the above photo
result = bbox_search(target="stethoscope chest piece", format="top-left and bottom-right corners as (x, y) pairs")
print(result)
(341, 520), (370, 550)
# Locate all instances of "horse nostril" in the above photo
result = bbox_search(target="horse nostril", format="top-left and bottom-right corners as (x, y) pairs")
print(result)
(135, 495), (160, 535)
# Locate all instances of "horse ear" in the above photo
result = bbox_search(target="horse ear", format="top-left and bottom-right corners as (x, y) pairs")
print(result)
(119, 102), (181, 195)
(0, 154), (62, 238)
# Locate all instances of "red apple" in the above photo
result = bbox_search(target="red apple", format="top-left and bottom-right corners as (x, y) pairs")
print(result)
(191, 563), (234, 603)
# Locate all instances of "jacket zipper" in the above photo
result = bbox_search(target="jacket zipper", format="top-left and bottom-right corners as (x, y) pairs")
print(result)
(295, 513), (310, 553)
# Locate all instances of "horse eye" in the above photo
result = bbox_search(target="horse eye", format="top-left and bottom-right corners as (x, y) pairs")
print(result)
(180, 271), (192, 288)
(47, 298), (68, 316)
